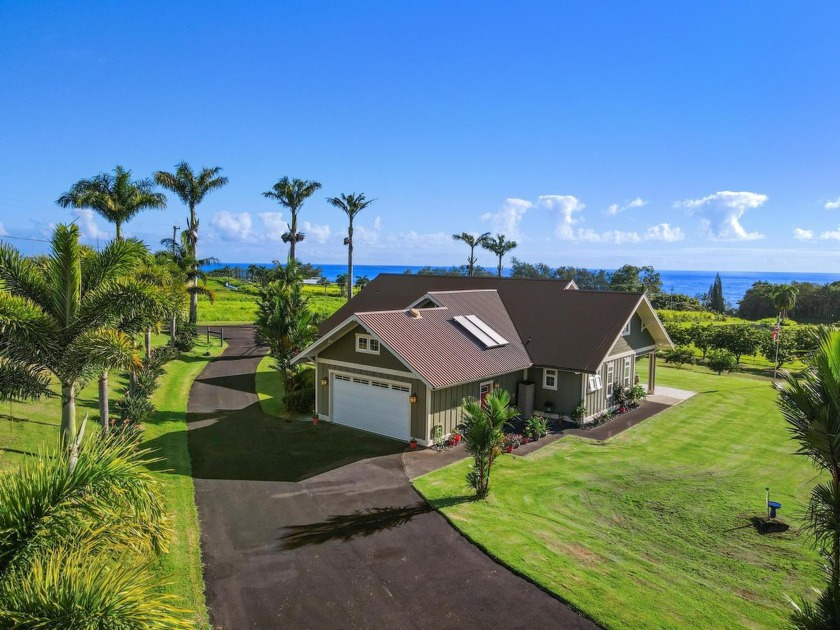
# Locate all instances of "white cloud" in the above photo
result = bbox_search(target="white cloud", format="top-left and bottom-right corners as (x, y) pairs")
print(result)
(302, 221), (331, 244)
(258, 212), (287, 242)
(820, 227), (840, 240)
(481, 198), (532, 240)
(397, 231), (451, 247)
(536, 195), (585, 240)
(355, 215), (382, 245)
(210, 211), (254, 241)
(574, 228), (641, 244)
(825, 198), (840, 210)
(0, 222), (6, 236)
(72, 209), (110, 241)
(606, 197), (647, 215)
(644, 223), (685, 242)
(794, 228), (814, 241)
(679, 191), (766, 241)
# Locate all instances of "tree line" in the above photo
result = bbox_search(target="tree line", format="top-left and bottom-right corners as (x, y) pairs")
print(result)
(738, 280), (840, 323)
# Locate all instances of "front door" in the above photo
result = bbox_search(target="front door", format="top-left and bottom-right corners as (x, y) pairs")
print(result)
(480, 381), (493, 408)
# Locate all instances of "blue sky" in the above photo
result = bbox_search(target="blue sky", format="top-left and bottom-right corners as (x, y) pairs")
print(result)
(2, 1), (840, 271)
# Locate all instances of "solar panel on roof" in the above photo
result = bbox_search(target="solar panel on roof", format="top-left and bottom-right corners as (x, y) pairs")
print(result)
(453, 315), (508, 348)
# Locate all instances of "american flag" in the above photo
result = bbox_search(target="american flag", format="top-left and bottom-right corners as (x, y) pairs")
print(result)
(772, 316), (781, 341)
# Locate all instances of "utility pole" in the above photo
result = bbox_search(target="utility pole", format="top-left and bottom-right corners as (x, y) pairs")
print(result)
(170, 225), (180, 347)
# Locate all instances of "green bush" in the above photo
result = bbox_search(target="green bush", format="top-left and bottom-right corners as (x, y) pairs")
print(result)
(571, 401), (587, 425)
(283, 386), (315, 414)
(173, 322), (197, 352)
(707, 349), (737, 375)
(663, 346), (695, 368)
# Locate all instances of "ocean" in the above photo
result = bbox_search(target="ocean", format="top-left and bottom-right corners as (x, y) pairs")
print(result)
(203, 263), (840, 307)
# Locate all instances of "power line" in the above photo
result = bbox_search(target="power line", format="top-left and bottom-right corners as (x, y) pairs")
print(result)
(0, 234), (50, 243)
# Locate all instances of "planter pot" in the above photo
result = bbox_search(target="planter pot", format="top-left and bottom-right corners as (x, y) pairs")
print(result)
(447, 439), (455, 447)
(409, 441), (418, 450)
(540, 432), (547, 438)
(506, 445), (513, 453)
(312, 417), (319, 425)
(453, 434), (461, 444)
(522, 437), (531, 444)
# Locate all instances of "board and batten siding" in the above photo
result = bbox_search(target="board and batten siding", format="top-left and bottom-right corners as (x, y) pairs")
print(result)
(533, 368), (583, 417)
(610, 313), (656, 356)
(584, 353), (636, 419)
(315, 361), (427, 441)
(318, 323), (412, 373)
(429, 371), (524, 440)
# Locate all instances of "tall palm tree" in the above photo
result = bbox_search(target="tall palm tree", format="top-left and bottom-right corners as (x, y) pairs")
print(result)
(327, 193), (375, 302)
(154, 162), (228, 323)
(263, 177), (322, 262)
(56, 166), (166, 241)
(452, 232), (490, 276)
(482, 234), (518, 278)
(773, 284), (799, 321)
(157, 233), (216, 342)
(779, 326), (840, 628)
(0, 224), (172, 445)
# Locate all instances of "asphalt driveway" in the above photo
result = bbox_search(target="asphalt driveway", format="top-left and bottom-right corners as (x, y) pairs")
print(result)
(188, 326), (598, 629)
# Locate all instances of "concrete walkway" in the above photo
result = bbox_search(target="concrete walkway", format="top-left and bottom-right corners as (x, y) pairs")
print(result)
(188, 327), (597, 629)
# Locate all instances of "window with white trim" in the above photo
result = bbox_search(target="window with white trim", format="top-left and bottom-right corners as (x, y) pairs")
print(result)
(606, 364), (614, 396)
(543, 368), (558, 390)
(587, 373), (602, 393)
(623, 358), (631, 385)
(622, 320), (632, 336)
(355, 334), (380, 354)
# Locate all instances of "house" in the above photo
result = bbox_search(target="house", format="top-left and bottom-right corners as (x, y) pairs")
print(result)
(292, 275), (673, 445)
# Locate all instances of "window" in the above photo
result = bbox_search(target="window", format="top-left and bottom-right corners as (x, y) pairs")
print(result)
(622, 320), (632, 336)
(587, 373), (602, 393)
(606, 364), (614, 395)
(355, 334), (380, 354)
(623, 358), (631, 385)
(543, 368), (558, 390)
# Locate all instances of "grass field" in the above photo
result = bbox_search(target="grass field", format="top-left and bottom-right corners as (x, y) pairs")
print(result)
(197, 276), (345, 325)
(0, 333), (224, 629)
(414, 363), (823, 629)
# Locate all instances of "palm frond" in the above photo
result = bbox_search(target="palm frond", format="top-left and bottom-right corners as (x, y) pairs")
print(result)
(0, 361), (52, 402)
(80, 237), (148, 291)
(45, 224), (82, 329)
(62, 328), (141, 383)
(0, 292), (59, 372)
(0, 242), (50, 310)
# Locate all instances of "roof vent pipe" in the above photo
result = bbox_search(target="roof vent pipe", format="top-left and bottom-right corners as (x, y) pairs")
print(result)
(408, 308), (422, 319)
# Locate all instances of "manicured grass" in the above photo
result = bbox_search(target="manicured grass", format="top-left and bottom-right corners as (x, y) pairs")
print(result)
(414, 364), (823, 629)
(255, 354), (286, 418)
(197, 277), (344, 325)
(0, 333), (224, 629)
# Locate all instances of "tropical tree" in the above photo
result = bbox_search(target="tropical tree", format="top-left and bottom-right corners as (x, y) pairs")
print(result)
(460, 388), (519, 498)
(355, 275), (370, 290)
(707, 273), (726, 314)
(778, 327), (840, 628)
(0, 224), (171, 445)
(254, 261), (318, 393)
(56, 165), (166, 241)
(263, 177), (322, 262)
(336, 273), (349, 298)
(317, 276), (331, 295)
(481, 234), (518, 278)
(327, 192), (374, 302)
(158, 232), (217, 341)
(773, 284), (799, 321)
(154, 162), (228, 323)
(452, 232), (490, 277)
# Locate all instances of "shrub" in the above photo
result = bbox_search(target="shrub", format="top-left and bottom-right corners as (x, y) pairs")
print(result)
(524, 416), (548, 439)
(283, 386), (315, 414)
(503, 433), (522, 449)
(628, 384), (647, 406)
(571, 401), (587, 426)
(173, 322), (197, 352)
(707, 349), (737, 375)
(611, 382), (628, 407)
(662, 346), (694, 368)
(461, 389), (519, 498)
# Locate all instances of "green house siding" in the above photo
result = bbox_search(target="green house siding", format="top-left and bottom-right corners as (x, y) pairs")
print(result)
(315, 360), (427, 439)
(534, 368), (583, 416)
(318, 324), (411, 373)
(584, 353), (636, 419)
(610, 314), (656, 356)
(429, 371), (524, 442)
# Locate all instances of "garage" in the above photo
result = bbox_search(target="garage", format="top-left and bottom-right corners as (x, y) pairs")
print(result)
(331, 373), (411, 441)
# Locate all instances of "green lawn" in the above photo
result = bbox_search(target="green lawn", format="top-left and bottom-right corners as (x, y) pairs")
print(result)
(197, 276), (345, 325)
(0, 333), (224, 629)
(414, 363), (823, 629)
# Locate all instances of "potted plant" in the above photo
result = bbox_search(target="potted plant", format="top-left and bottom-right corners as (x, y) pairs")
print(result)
(312, 413), (319, 425)
(409, 437), (418, 450)
(571, 401), (587, 427)
(503, 433), (521, 453)
(544, 401), (554, 414)
(452, 429), (462, 444)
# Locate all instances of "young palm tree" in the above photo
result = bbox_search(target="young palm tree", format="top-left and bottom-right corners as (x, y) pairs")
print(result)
(154, 162), (228, 323)
(461, 388), (519, 498)
(0, 224), (171, 445)
(327, 192), (375, 302)
(263, 177), (322, 262)
(482, 233), (518, 278)
(779, 326), (840, 628)
(452, 232), (490, 276)
(56, 165), (166, 241)
(158, 233), (217, 342)
(773, 284), (799, 321)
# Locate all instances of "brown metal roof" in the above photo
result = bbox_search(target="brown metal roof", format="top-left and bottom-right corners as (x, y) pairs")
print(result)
(321, 275), (655, 373)
(356, 290), (531, 389)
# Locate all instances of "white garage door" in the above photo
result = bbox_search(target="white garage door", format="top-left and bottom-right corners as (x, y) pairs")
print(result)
(331, 374), (410, 441)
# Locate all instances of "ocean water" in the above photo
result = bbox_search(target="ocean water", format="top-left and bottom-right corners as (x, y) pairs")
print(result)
(203, 263), (840, 307)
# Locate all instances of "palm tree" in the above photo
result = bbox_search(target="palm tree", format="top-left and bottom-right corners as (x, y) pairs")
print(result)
(157, 233), (216, 342)
(773, 284), (799, 321)
(461, 388), (519, 498)
(0, 224), (172, 445)
(56, 165), (166, 241)
(779, 326), (840, 628)
(327, 192), (375, 302)
(263, 177), (322, 262)
(317, 276), (331, 295)
(452, 232), (490, 276)
(482, 234), (518, 278)
(154, 162), (228, 323)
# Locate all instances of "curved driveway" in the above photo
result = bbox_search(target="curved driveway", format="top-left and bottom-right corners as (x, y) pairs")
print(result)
(188, 326), (598, 629)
